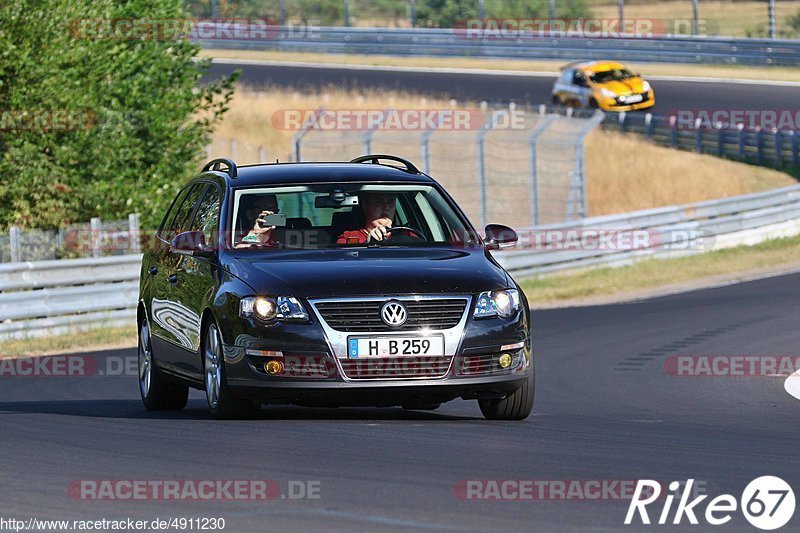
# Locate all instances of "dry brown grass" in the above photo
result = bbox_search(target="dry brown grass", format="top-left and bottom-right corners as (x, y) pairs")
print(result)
(212, 87), (796, 217)
(585, 130), (796, 215)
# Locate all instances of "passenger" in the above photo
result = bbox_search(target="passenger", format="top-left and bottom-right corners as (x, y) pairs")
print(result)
(337, 192), (398, 245)
(237, 194), (279, 247)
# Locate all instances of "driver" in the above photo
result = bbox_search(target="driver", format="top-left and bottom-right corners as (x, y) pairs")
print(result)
(337, 192), (398, 245)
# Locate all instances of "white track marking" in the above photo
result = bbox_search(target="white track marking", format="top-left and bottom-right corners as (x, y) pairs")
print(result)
(785, 369), (800, 402)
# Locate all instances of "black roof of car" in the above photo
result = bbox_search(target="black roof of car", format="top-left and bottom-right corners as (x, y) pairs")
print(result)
(229, 163), (436, 187)
(198, 156), (436, 188)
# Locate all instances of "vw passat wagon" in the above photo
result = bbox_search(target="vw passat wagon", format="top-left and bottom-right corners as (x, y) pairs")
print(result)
(138, 155), (533, 420)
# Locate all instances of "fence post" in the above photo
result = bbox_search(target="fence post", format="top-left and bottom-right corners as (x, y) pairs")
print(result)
(9, 226), (21, 263)
(258, 145), (266, 163)
(791, 130), (799, 166)
(527, 115), (557, 226)
(205, 145), (211, 160)
(230, 138), (237, 160)
(421, 130), (432, 174)
(90, 217), (102, 258)
(774, 129), (783, 165)
(128, 213), (141, 254)
(477, 125), (491, 229)
(291, 107), (326, 162)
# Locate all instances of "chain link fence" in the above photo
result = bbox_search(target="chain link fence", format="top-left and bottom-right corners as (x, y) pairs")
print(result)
(0, 215), (141, 264)
(209, 109), (603, 229)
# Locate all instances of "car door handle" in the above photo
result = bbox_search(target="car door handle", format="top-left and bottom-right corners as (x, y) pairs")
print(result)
(148, 266), (158, 276)
(168, 274), (179, 285)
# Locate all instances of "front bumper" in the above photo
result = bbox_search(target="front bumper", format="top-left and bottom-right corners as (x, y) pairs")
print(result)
(597, 92), (655, 112)
(220, 303), (532, 405)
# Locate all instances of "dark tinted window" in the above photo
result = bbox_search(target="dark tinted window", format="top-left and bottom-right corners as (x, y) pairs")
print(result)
(158, 186), (189, 241)
(165, 183), (207, 241)
(190, 185), (221, 245)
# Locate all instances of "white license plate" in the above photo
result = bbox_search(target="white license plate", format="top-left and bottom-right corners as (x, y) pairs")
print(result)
(348, 336), (445, 358)
(625, 94), (643, 103)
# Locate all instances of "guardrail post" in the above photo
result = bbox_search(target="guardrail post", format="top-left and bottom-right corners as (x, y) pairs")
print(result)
(9, 225), (21, 263)
(670, 116), (678, 148)
(738, 124), (746, 158)
(128, 213), (141, 254)
(774, 129), (783, 165)
(90, 217), (102, 258)
(618, 111), (627, 132)
(756, 128), (764, 164)
(694, 118), (703, 154)
(791, 130), (799, 166)
(716, 123), (725, 157)
(645, 113), (654, 139)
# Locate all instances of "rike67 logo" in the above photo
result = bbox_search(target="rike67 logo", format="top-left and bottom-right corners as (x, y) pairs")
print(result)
(626, 477), (795, 530)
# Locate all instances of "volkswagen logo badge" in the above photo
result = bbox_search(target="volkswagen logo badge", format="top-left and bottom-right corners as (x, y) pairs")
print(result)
(381, 301), (408, 327)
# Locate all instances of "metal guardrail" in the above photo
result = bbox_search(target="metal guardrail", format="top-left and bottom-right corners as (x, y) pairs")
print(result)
(0, 255), (142, 340)
(197, 26), (800, 66)
(1, 185), (799, 340)
(495, 184), (800, 276)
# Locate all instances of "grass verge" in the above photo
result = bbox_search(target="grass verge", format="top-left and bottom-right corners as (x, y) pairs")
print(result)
(520, 234), (800, 305)
(200, 49), (800, 83)
(0, 326), (137, 359)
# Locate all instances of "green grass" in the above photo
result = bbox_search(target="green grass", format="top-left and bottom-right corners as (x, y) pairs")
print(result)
(520, 234), (800, 305)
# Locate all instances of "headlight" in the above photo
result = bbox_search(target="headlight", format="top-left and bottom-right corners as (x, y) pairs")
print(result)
(642, 81), (652, 92)
(474, 289), (521, 319)
(599, 88), (616, 98)
(240, 296), (308, 321)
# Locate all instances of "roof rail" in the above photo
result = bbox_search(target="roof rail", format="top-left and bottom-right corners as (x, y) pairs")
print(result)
(202, 158), (238, 179)
(349, 154), (420, 174)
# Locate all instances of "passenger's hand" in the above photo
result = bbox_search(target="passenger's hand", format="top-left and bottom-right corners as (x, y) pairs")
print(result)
(252, 210), (275, 235)
(366, 225), (390, 242)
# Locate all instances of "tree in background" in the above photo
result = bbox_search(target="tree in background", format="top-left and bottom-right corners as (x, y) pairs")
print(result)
(0, 0), (237, 230)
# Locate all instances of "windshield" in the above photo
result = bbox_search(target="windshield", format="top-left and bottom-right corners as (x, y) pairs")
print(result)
(230, 183), (479, 250)
(589, 68), (636, 84)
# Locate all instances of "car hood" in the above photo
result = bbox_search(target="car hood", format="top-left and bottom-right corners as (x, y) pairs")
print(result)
(226, 248), (510, 298)
(596, 77), (646, 94)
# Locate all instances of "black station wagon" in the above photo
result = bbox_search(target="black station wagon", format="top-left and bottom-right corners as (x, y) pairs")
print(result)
(137, 155), (534, 419)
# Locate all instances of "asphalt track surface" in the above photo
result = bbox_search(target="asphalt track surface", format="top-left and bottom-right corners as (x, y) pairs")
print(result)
(2, 272), (799, 531)
(207, 61), (800, 115)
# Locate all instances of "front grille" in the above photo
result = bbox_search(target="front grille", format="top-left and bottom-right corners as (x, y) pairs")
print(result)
(340, 356), (452, 380)
(314, 298), (468, 332)
(458, 353), (522, 376)
(614, 93), (649, 106)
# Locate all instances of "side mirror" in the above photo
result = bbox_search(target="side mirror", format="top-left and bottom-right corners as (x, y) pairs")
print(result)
(484, 224), (518, 250)
(171, 230), (213, 258)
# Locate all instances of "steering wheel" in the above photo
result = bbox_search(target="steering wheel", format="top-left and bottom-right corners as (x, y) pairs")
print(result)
(386, 226), (425, 240)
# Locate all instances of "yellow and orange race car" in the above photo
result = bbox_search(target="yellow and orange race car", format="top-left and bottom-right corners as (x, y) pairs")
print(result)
(551, 61), (655, 112)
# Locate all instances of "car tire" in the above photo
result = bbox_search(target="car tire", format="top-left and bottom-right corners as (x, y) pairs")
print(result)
(203, 322), (261, 420)
(138, 316), (189, 411)
(402, 402), (441, 411)
(478, 362), (535, 421)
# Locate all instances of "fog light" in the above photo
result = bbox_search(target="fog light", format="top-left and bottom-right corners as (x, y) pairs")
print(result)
(264, 359), (284, 375)
(498, 353), (513, 369)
